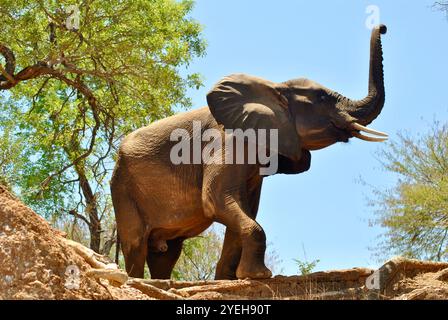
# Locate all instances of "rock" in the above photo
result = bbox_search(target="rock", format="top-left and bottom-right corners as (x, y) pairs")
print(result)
(435, 268), (448, 282)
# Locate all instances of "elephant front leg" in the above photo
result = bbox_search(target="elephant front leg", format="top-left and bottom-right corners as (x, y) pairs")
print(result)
(236, 219), (272, 279)
(215, 201), (272, 280)
(203, 163), (268, 279)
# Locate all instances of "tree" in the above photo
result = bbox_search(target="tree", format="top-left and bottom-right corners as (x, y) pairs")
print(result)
(293, 259), (320, 276)
(0, 123), (28, 191)
(265, 241), (284, 275)
(293, 244), (319, 275)
(369, 123), (448, 262)
(0, 0), (205, 254)
(172, 228), (223, 281)
(434, 1), (448, 16)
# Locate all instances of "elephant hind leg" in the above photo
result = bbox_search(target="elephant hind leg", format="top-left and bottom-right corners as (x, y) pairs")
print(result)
(111, 181), (148, 278)
(147, 238), (184, 279)
(215, 228), (241, 280)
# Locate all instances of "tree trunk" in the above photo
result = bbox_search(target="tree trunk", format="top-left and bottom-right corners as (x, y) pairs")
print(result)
(63, 139), (102, 253)
(73, 162), (102, 253)
(101, 225), (116, 256)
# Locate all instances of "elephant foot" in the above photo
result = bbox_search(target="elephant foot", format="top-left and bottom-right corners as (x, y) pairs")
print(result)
(236, 263), (272, 280)
(215, 263), (238, 280)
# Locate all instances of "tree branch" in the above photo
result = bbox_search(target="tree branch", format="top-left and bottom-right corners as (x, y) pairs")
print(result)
(68, 209), (91, 227)
(0, 44), (103, 190)
(0, 44), (16, 82)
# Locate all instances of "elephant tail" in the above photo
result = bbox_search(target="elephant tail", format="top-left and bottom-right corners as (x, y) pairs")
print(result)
(115, 233), (120, 265)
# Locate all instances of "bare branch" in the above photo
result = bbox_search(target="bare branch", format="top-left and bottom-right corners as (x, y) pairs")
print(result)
(68, 209), (91, 227)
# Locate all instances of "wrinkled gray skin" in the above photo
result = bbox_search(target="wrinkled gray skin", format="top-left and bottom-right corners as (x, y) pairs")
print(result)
(111, 25), (388, 280)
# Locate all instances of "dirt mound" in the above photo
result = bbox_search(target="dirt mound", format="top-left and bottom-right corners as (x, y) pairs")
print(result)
(1, 184), (447, 300)
(0, 185), (148, 299)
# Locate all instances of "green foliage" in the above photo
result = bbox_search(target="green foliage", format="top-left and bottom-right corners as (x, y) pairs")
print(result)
(370, 122), (448, 261)
(0, 0), (205, 253)
(293, 244), (319, 275)
(0, 121), (28, 191)
(293, 258), (320, 276)
(172, 228), (223, 281)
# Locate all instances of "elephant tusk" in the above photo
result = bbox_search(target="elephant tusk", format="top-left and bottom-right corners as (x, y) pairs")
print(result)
(352, 131), (388, 142)
(351, 123), (388, 137)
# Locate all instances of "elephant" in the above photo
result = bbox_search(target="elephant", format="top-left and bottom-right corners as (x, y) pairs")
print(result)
(111, 25), (388, 280)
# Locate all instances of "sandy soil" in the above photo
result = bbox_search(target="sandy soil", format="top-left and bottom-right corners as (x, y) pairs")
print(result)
(1, 184), (447, 300)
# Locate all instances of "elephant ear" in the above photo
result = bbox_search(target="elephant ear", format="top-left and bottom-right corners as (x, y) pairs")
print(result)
(206, 74), (301, 160)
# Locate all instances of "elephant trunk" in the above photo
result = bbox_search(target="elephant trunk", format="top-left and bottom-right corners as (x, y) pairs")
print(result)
(346, 24), (387, 126)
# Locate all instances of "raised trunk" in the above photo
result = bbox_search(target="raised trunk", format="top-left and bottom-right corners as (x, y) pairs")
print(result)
(346, 25), (387, 125)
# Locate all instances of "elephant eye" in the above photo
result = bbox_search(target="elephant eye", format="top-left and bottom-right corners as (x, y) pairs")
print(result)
(318, 91), (332, 103)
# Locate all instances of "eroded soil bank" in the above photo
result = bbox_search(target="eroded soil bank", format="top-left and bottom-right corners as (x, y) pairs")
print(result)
(1, 185), (447, 300)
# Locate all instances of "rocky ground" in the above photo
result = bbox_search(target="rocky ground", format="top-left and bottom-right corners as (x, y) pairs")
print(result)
(1, 184), (448, 300)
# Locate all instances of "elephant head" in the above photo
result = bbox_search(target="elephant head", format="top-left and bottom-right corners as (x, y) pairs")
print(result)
(206, 25), (388, 167)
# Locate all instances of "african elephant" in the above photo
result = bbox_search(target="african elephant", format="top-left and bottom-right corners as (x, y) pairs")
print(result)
(111, 25), (388, 280)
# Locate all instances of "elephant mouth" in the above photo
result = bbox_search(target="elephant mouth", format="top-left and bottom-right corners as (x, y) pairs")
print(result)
(330, 122), (352, 143)
(331, 121), (388, 143)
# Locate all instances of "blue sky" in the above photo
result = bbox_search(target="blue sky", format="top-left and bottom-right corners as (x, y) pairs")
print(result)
(184, 0), (448, 274)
